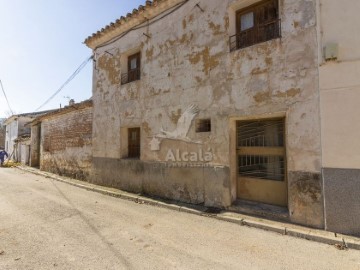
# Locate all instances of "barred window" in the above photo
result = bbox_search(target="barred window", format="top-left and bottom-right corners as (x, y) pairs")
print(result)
(237, 119), (285, 181)
(230, 0), (281, 51)
(121, 52), (141, 85)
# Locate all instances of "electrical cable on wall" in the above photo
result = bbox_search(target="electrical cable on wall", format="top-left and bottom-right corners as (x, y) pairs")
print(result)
(35, 55), (92, 112)
(0, 79), (14, 115)
(94, 0), (192, 50)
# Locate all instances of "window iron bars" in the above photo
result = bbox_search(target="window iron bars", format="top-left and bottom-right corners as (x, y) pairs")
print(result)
(230, 19), (281, 52)
(238, 155), (285, 181)
(121, 68), (141, 85)
(237, 119), (284, 148)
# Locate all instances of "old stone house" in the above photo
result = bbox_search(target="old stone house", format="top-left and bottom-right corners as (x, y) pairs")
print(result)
(30, 100), (93, 180)
(84, 0), (359, 236)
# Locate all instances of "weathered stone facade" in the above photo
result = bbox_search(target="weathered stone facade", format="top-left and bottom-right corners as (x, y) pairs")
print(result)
(34, 101), (93, 180)
(86, 0), (324, 228)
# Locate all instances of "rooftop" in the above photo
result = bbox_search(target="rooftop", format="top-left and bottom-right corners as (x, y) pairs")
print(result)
(84, 0), (184, 49)
(30, 99), (93, 125)
(4, 109), (57, 125)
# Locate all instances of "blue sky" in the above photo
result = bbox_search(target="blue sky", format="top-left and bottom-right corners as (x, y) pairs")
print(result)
(0, 0), (144, 117)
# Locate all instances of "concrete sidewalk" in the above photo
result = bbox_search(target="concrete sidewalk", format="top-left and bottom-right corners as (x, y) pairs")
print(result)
(17, 165), (360, 251)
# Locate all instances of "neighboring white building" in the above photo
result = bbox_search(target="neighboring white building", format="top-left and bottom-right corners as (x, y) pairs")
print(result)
(0, 118), (5, 148)
(317, 0), (360, 236)
(4, 111), (53, 163)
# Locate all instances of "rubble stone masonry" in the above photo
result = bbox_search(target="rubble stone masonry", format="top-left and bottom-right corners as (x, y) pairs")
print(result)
(40, 105), (93, 180)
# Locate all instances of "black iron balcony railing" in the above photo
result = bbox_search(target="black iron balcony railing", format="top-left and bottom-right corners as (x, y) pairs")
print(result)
(121, 68), (141, 85)
(230, 19), (281, 52)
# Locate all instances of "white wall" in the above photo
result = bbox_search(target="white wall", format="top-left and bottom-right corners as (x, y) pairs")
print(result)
(319, 0), (360, 62)
(5, 120), (18, 159)
(319, 0), (360, 169)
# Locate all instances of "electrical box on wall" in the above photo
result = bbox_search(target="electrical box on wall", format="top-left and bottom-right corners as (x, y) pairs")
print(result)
(324, 43), (339, 61)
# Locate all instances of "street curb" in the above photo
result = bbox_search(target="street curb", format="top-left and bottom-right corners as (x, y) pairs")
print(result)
(16, 166), (360, 250)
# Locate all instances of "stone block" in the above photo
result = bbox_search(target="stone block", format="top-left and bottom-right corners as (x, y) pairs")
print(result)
(323, 168), (360, 237)
(288, 171), (324, 228)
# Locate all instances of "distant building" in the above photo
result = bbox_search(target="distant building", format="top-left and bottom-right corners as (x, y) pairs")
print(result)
(4, 111), (53, 163)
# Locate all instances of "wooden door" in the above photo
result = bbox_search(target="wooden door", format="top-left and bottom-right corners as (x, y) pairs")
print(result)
(128, 128), (140, 158)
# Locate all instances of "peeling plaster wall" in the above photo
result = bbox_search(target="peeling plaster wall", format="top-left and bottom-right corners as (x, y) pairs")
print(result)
(91, 0), (323, 227)
(40, 107), (93, 181)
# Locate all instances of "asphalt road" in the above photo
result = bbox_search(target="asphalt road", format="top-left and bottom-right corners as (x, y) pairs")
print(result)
(0, 168), (359, 270)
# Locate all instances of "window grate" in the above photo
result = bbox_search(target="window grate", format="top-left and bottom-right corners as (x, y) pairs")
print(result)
(237, 119), (284, 147)
(230, 19), (281, 51)
(121, 68), (141, 85)
(237, 118), (285, 182)
(122, 52), (141, 85)
(230, 0), (281, 52)
(238, 155), (285, 181)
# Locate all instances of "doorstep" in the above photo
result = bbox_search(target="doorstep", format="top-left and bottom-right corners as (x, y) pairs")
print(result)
(228, 199), (290, 222)
(16, 165), (360, 250)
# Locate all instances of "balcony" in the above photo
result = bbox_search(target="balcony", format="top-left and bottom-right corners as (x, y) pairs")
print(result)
(230, 19), (281, 52)
(121, 68), (141, 85)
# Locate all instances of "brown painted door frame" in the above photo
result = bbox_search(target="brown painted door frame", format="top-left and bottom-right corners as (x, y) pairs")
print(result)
(128, 127), (140, 159)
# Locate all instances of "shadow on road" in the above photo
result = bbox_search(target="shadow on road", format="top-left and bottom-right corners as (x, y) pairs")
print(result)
(49, 179), (133, 270)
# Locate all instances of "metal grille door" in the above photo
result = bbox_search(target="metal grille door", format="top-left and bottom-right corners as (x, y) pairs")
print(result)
(236, 119), (287, 206)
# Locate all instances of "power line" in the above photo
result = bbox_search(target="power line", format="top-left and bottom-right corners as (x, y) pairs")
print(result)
(35, 55), (93, 112)
(95, 0), (191, 50)
(0, 79), (14, 115)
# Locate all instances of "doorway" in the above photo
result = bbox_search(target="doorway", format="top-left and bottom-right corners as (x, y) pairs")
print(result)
(236, 118), (287, 207)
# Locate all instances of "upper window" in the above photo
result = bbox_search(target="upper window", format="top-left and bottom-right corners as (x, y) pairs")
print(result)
(121, 52), (141, 85)
(230, 0), (280, 51)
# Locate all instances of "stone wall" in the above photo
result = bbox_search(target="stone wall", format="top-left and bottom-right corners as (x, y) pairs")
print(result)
(89, 0), (323, 227)
(40, 106), (93, 180)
